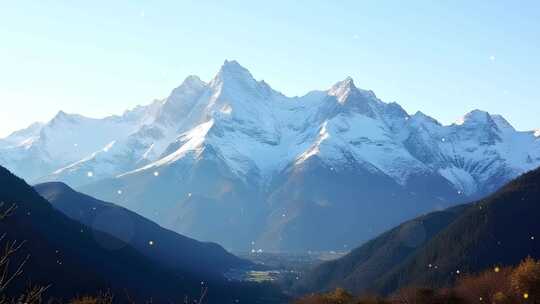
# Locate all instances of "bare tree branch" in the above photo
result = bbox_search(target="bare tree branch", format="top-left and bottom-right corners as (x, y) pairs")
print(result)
(0, 203), (16, 220)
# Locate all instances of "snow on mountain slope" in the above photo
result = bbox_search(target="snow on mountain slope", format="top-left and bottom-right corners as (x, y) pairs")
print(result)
(1, 60), (539, 251)
(126, 119), (215, 174)
(121, 67), (434, 189)
(119, 61), (325, 183)
(0, 122), (44, 148)
(40, 112), (136, 162)
(0, 100), (162, 181)
(404, 110), (540, 194)
(2, 60), (538, 192)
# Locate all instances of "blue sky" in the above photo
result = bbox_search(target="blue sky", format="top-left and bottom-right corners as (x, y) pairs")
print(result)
(1, 1), (539, 137)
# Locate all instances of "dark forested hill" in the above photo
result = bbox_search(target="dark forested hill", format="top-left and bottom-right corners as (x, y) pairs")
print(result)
(34, 182), (251, 277)
(0, 165), (198, 301)
(298, 167), (540, 296)
(0, 166), (281, 303)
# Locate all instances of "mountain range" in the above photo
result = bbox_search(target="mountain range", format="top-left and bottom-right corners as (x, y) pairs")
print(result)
(1, 60), (539, 251)
(296, 167), (540, 295)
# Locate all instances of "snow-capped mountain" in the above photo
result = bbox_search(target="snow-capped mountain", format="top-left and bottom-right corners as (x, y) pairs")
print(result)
(0, 100), (163, 182)
(1, 60), (539, 251)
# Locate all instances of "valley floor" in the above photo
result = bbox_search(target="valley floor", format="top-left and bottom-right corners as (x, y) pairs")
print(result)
(227, 251), (347, 283)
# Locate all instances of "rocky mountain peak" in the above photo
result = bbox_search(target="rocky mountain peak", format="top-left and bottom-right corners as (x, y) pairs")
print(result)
(328, 77), (357, 103)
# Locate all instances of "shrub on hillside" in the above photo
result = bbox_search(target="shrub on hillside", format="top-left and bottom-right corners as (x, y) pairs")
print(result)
(294, 258), (540, 304)
(453, 266), (514, 303)
(510, 256), (540, 303)
(293, 288), (354, 304)
(69, 292), (114, 304)
(391, 286), (464, 304)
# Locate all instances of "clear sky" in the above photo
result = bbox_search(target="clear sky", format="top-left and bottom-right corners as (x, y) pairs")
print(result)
(1, 1), (539, 137)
